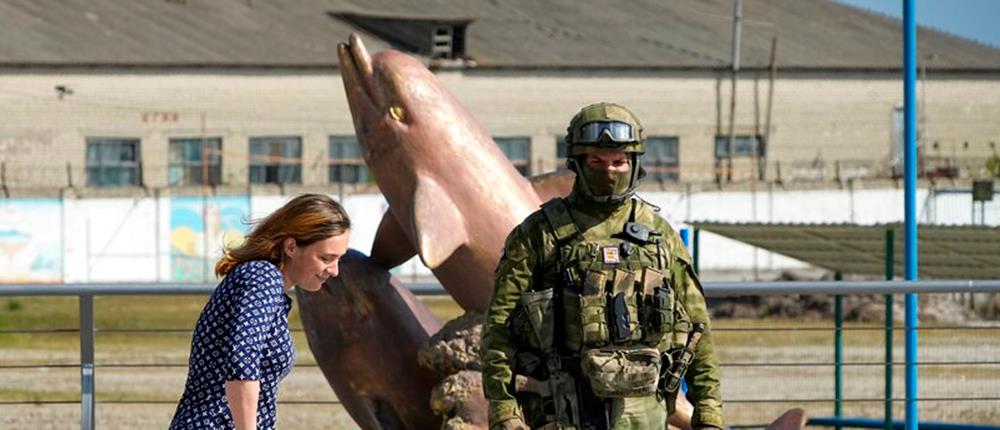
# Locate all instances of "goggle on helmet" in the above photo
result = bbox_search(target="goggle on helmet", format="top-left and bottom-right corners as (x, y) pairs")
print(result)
(565, 103), (646, 157)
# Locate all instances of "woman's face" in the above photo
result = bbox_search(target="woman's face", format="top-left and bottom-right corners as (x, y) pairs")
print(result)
(282, 231), (350, 292)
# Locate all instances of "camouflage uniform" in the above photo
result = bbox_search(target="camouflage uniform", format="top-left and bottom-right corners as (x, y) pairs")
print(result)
(481, 103), (724, 430)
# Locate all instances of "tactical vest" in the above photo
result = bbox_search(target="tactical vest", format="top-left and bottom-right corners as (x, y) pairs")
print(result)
(508, 197), (698, 428)
(539, 197), (691, 356)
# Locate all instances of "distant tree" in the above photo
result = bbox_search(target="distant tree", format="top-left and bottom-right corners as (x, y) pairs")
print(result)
(987, 154), (1000, 178)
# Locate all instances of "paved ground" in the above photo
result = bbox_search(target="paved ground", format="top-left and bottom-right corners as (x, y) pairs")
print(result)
(1, 289), (997, 430)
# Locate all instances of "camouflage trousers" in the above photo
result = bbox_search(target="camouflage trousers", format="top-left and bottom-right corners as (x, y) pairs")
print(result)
(608, 395), (668, 430)
(523, 394), (667, 430)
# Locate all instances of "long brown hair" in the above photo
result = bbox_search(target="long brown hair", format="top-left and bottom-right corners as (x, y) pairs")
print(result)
(215, 193), (351, 277)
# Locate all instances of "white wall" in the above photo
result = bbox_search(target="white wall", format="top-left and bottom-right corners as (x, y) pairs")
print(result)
(2, 188), (996, 283)
(643, 187), (989, 272)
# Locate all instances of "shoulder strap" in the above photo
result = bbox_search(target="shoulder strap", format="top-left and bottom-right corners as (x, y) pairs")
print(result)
(537, 201), (577, 360)
(540, 197), (580, 244)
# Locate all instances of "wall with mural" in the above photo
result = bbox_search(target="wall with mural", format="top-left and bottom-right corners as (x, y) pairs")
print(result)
(0, 188), (995, 284)
(169, 196), (250, 282)
(0, 199), (62, 282)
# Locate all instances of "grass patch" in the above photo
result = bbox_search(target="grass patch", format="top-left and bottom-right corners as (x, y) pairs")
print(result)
(0, 297), (79, 330)
(0, 388), (80, 402)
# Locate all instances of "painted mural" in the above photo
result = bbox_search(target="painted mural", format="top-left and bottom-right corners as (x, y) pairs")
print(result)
(169, 196), (250, 282)
(0, 199), (62, 282)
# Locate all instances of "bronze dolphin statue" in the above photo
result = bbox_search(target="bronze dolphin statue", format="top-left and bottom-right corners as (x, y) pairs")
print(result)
(296, 33), (563, 430)
(337, 33), (555, 313)
(300, 33), (804, 430)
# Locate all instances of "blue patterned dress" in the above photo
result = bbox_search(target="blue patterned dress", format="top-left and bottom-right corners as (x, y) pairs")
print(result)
(170, 260), (296, 429)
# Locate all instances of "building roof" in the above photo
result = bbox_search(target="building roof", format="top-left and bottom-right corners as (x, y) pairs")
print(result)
(689, 222), (1000, 280)
(1, 0), (999, 70)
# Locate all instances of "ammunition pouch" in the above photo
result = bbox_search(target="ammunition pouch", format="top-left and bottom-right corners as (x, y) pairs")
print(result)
(641, 285), (674, 344)
(580, 347), (661, 398)
(579, 270), (609, 347)
(521, 288), (556, 354)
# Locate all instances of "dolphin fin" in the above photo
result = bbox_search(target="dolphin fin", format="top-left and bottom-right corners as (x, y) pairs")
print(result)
(528, 168), (576, 202)
(413, 177), (468, 269)
(765, 408), (807, 430)
(371, 208), (418, 270)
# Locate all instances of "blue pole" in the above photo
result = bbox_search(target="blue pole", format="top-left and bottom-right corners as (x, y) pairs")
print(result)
(902, 2), (919, 430)
(885, 229), (895, 430)
(680, 228), (690, 248)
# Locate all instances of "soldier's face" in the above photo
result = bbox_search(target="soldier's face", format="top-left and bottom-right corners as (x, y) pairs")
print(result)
(585, 150), (631, 173)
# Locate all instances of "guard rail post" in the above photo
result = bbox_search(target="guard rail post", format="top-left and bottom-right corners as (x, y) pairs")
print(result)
(885, 229), (895, 430)
(834, 271), (844, 430)
(80, 293), (95, 430)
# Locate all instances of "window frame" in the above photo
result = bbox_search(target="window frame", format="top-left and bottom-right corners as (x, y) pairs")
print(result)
(642, 136), (680, 182)
(167, 137), (223, 186)
(714, 134), (766, 159)
(328, 135), (369, 184)
(494, 136), (532, 176)
(248, 136), (303, 185)
(85, 137), (142, 187)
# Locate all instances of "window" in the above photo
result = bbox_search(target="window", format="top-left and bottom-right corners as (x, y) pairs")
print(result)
(556, 135), (567, 159)
(714, 134), (766, 158)
(168, 137), (222, 186)
(329, 135), (368, 183)
(495, 136), (531, 176)
(86, 138), (141, 187)
(249, 136), (302, 184)
(642, 136), (680, 181)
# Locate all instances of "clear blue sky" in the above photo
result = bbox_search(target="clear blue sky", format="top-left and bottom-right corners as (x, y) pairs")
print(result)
(834, 0), (1000, 48)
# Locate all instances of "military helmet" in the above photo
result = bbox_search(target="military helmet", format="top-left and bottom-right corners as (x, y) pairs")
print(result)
(564, 102), (647, 204)
(565, 102), (646, 157)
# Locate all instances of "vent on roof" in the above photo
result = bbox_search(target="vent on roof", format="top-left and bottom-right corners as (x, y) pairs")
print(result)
(431, 26), (454, 59)
(332, 12), (471, 60)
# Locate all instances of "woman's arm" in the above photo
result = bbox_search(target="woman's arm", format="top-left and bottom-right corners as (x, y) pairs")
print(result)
(221, 262), (284, 428)
(225, 380), (260, 430)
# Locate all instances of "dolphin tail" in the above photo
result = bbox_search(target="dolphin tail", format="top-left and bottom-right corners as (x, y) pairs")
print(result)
(528, 168), (576, 203)
(765, 408), (808, 430)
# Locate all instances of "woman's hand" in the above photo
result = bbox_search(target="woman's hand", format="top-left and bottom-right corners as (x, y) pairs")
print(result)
(225, 380), (260, 430)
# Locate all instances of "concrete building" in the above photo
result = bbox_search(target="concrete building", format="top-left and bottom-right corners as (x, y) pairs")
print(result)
(1, 0), (999, 195)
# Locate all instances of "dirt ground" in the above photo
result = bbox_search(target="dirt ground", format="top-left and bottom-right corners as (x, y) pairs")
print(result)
(1, 321), (997, 429)
(1, 293), (997, 429)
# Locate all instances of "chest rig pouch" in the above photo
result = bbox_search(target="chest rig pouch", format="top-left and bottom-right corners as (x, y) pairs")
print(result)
(541, 198), (678, 398)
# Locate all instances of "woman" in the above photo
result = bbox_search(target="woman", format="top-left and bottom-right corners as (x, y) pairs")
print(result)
(170, 193), (350, 430)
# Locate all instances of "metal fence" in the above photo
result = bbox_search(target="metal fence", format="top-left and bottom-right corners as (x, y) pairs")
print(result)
(1, 281), (999, 429)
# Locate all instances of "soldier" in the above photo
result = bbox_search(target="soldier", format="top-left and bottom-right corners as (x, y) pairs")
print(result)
(482, 103), (724, 430)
